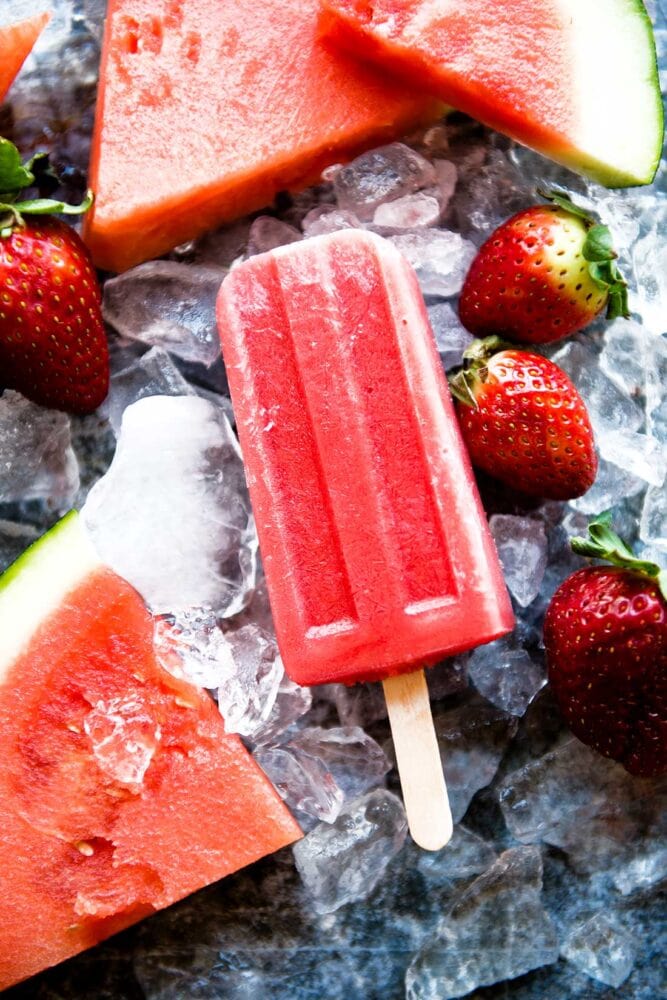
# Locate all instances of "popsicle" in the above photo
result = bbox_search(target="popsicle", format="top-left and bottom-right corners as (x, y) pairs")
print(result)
(217, 231), (514, 848)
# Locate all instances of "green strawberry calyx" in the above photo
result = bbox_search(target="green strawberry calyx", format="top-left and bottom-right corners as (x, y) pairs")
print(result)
(571, 511), (667, 601)
(449, 335), (513, 408)
(0, 138), (92, 238)
(538, 189), (629, 321)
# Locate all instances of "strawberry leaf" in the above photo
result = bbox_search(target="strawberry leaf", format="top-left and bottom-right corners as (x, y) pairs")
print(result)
(12, 191), (94, 216)
(571, 512), (667, 599)
(583, 224), (616, 263)
(537, 188), (595, 225)
(0, 139), (34, 196)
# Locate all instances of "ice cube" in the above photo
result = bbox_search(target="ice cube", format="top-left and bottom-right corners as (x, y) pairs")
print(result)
(292, 790), (408, 913)
(489, 515), (548, 607)
(640, 484), (667, 552)
(390, 229), (477, 297)
(215, 624), (283, 741)
(83, 0), (107, 42)
(432, 695), (518, 822)
(570, 455), (645, 515)
(373, 192), (441, 229)
(406, 847), (559, 999)
(254, 745), (344, 824)
(632, 203), (667, 335)
(252, 673), (313, 748)
(333, 144), (436, 221)
(333, 682), (388, 728)
(301, 207), (362, 237)
(598, 429), (666, 487)
(467, 636), (546, 717)
(417, 825), (497, 884)
(498, 738), (667, 891)
(551, 340), (644, 438)
(248, 217), (302, 254)
(0, 391), (79, 506)
(426, 302), (474, 370)
(84, 694), (161, 789)
(561, 913), (636, 989)
(433, 159), (457, 211)
(285, 727), (390, 802)
(82, 395), (257, 617)
(101, 347), (196, 436)
(102, 262), (225, 367)
(153, 608), (232, 690)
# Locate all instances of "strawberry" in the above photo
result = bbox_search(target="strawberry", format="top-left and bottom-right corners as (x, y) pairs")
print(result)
(544, 514), (667, 777)
(450, 337), (597, 501)
(458, 191), (629, 344)
(0, 138), (108, 414)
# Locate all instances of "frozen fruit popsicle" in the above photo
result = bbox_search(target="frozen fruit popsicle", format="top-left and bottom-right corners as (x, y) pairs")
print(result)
(217, 230), (514, 848)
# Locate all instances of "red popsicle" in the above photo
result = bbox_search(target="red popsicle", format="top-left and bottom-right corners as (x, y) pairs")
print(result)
(217, 231), (514, 847)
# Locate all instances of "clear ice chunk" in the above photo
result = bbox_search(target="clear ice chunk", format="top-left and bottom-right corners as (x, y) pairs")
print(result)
(215, 624), (283, 740)
(489, 515), (548, 607)
(467, 636), (546, 717)
(417, 825), (498, 884)
(597, 429), (666, 487)
(406, 847), (559, 999)
(0, 391), (79, 506)
(433, 160), (458, 211)
(84, 695), (161, 789)
(101, 347), (196, 436)
(390, 229), (477, 297)
(82, 395), (257, 617)
(427, 302), (474, 370)
(498, 738), (667, 892)
(551, 340), (644, 438)
(285, 726), (390, 802)
(632, 202), (667, 335)
(570, 455), (645, 515)
(102, 262), (225, 367)
(254, 745), (344, 824)
(333, 682), (388, 728)
(248, 217), (302, 255)
(373, 192), (441, 229)
(153, 608), (232, 691)
(561, 913), (636, 989)
(301, 207), (362, 237)
(333, 143), (436, 221)
(293, 790), (408, 913)
(640, 484), (667, 552)
(433, 695), (518, 822)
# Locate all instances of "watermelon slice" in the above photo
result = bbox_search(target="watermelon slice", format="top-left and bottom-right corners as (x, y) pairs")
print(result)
(0, 513), (301, 990)
(320, 0), (663, 187)
(84, 0), (440, 273)
(0, 12), (49, 104)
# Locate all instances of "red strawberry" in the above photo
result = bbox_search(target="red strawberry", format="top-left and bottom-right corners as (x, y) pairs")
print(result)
(459, 191), (628, 344)
(450, 337), (597, 501)
(544, 514), (667, 778)
(0, 139), (108, 414)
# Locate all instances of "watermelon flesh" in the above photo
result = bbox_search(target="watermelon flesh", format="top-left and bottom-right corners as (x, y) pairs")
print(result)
(84, 0), (439, 272)
(0, 12), (49, 104)
(0, 514), (301, 990)
(320, 0), (663, 187)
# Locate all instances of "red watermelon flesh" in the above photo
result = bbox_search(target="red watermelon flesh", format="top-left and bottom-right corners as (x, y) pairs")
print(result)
(0, 12), (49, 103)
(84, 0), (439, 273)
(0, 514), (301, 990)
(320, 0), (663, 187)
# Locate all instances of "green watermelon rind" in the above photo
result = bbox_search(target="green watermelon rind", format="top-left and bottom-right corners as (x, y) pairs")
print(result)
(0, 511), (77, 596)
(0, 512), (102, 680)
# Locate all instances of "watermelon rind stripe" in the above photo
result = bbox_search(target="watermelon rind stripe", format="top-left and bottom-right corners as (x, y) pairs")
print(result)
(0, 512), (102, 680)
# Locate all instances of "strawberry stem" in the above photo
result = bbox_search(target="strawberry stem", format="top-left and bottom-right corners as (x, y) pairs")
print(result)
(448, 336), (512, 408)
(571, 512), (667, 600)
(0, 138), (93, 237)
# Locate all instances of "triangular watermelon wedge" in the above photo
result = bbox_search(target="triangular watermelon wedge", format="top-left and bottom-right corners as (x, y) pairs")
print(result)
(0, 513), (301, 990)
(84, 0), (439, 273)
(320, 0), (663, 187)
(0, 11), (49, 104)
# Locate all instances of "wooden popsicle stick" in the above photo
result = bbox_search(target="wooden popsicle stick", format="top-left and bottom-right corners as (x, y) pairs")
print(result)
(383, 669), (452, 851)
